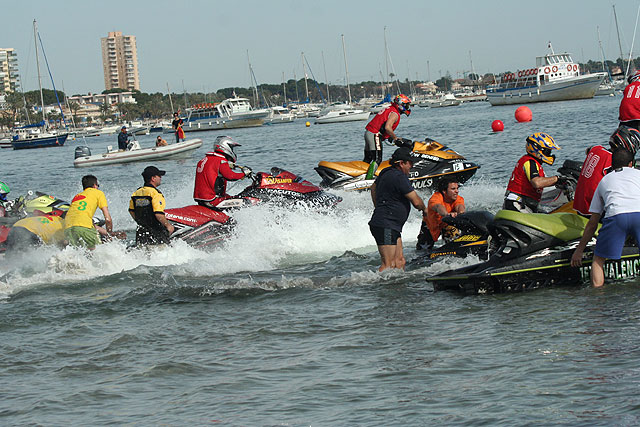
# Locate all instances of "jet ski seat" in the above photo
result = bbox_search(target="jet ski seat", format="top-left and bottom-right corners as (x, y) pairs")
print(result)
(493, 210), (595, 241)
(316, 160), (392, 177)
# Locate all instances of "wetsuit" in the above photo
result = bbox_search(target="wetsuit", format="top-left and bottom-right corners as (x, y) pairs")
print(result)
(364, 104), (401, 164)
(129, 185), (169, 245)
(193, 151), (245, 208)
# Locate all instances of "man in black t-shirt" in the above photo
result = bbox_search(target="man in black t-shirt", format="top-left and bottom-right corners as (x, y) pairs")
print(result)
(369, 147), (428, 271)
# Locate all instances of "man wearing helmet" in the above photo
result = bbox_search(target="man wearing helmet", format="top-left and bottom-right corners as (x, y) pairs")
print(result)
(504, 132), (563, 213)
(574, 126), (640, 215)
(0, 181), (11, 216)
(619, 70), (640, 130)
(194, 135), (251, 209)
(364, 94), (412, 166)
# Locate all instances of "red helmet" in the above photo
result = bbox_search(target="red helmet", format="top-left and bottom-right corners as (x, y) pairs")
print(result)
(394, 94), (412, 116)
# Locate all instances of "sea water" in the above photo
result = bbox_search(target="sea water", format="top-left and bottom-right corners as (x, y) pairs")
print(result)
(2, 96), (640, 425)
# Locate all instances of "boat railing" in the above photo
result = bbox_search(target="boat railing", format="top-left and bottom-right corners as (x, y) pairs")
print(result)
(493, 75), (539, 90)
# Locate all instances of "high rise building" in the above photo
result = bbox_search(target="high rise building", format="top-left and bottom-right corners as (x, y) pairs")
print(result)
(101, 31), (140, 91)
(0, 48), (20, 94)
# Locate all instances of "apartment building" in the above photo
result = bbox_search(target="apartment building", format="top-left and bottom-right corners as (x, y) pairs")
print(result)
(100, 31), (140, 91)
(0, 48), (20, 94)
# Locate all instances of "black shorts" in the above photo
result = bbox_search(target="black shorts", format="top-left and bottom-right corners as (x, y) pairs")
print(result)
(369, 225), (401, 246)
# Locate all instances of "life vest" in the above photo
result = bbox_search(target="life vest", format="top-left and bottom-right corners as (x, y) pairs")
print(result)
(193, 152), (245, 203)
(619, 81), (640, 122)
(365, 104), (401, 139)
(506, 154), (545, 201)
(573, 145), (612, 215)
(129, 185), (166, 232)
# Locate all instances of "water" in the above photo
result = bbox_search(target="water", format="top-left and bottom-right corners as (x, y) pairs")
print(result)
(2, 96), (640, 425)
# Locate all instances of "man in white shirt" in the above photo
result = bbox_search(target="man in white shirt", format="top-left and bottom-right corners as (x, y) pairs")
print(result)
(571, 149), (640, 286)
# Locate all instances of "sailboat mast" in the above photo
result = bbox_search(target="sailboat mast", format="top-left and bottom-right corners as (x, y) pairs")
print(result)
(282, 72), (287, 106)
(167, 82), (175, 114)
(597, 26), (607, 73)
(614, 5), (626, 76)
(384, 26), (390, 94)
(341, 34), (352, 105)
(33, 20), (45, 123)
(322, 50), (330, 103)
(301, 52), (310, 103)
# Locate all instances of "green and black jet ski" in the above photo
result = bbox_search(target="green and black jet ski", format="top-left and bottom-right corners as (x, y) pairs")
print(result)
(426, 210), (640, 294)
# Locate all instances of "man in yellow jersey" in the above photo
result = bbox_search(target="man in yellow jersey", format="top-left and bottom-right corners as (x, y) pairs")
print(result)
(129, 166), (174, 245)
(64, 175), (113, 250)
(5, 214), (65, 252)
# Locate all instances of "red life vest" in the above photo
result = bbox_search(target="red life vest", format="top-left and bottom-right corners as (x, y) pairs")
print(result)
(193, 152), (245, 203)
(619, 82), (640, 122)
(506, 154), (545, 201)
(365, 104), (401, 139)
(573, 145), (612, 215)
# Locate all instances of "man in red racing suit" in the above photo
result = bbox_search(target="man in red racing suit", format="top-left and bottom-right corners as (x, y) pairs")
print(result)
(193, 136), (250, 208)
(364, 94), (412, 165)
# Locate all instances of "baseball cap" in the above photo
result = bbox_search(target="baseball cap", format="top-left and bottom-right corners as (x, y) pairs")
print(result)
(142, 165), (166, 180)
(390, 147), (415, 164)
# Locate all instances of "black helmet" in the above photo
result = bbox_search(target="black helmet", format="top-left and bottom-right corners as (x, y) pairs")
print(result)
(609, 125), (640, 156)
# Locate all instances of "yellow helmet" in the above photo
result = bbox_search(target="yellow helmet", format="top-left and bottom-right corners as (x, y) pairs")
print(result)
(526, 132), (560, 165)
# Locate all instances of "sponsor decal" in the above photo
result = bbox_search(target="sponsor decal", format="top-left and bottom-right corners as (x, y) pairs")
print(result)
(580, 257), (640, 281)
(412, 178), (433, 189)
(454, 235), (481, 242)
(264, 177), (293, 184)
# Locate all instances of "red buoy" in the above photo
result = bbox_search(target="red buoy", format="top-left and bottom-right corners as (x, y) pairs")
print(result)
(491, 120), (504, 132)
(515, 106), (532, 122)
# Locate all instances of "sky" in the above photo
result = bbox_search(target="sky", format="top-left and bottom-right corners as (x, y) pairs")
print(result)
(4, 0), (640, 95)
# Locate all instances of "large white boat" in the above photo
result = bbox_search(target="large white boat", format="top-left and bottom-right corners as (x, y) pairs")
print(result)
(73, 138), (203, 167)
(426, 93), (462, 108)
(264, 106), (295, 124)
(182, 96), (269, 132)
(486, 49), (606, 106)
(314, 104), (370, 124)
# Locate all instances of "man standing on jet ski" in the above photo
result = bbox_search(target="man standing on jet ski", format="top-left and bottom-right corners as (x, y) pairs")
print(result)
(503, 132), (565, 213)
(194, 136), (252, 209)
(619, 70), (640, 130)
(571, 149), (640, 287)
(364, 94), (412, 166)
(369, 147), (427, 271)
(574, 126), (640, 216)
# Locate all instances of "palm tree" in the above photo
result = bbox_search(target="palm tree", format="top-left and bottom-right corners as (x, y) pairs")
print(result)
(99, 102), (112, 123)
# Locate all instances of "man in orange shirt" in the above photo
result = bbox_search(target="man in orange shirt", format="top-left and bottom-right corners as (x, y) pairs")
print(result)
(416, 178), (465, 251)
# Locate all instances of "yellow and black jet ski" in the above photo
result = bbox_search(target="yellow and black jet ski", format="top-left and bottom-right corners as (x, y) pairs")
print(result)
(315, 138), (479, 191)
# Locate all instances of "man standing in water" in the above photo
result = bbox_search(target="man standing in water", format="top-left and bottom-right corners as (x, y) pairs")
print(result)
(64, 175), (113, 250)
(129, 166), (174, 245)
(571, 149), (640, 287)
(369, 147), (427, 271)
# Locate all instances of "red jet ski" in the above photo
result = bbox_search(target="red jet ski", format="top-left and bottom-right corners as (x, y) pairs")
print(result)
(165, 167), (342, 250)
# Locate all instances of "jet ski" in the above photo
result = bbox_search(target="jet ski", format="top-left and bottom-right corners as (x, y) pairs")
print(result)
(0, 192), (70, 253)
(426, 210), (640, 294)
(165, 167), (342, 250)
(411, 159), (583, 266)
(315, 137), (479, 191)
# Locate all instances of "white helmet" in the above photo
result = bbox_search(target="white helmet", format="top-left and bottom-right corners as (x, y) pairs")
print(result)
(214, 135), (241, 162)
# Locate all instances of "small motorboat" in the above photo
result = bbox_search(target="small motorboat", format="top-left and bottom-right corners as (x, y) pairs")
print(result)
(73, 138), (203, 168)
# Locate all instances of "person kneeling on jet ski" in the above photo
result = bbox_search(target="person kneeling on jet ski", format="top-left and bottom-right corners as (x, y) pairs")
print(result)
(193, 135), (252, 209)
(503, 132), (567, 213)
(364, 94), (412, 166)
(416, 178), (466, 251)
(5, 214), (66, 253)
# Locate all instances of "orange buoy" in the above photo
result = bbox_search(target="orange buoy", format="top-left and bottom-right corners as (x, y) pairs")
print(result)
(491, 119), (504, 132)
(515, 106), (532, 123)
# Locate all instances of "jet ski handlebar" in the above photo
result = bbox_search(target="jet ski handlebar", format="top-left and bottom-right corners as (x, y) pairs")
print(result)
(387, 137), (415, 150)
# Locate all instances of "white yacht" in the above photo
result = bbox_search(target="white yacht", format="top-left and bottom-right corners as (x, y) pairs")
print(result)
(182, 96), (269, 132)
(315, 103), (371, 124)
(264, 106), (296, 124)
(487, 47), (606, 105)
